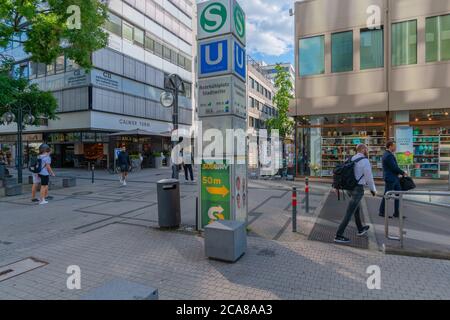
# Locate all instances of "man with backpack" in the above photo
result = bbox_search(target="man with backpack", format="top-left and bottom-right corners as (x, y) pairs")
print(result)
(333, 144), (377, 244)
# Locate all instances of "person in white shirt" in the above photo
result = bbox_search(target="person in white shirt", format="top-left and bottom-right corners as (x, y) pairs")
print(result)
(335, 144), (377, 244)
(182, 146), (194, 181)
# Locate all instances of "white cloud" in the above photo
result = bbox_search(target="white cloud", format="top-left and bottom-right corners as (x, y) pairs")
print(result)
(239, 0), (296, 57)
(196, 0), (297, 58)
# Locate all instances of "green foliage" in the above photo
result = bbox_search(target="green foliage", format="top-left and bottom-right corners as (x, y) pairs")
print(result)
(0, 0), (108, 69)
(0, 62), (58, 126)
(265, 64), (294, 139)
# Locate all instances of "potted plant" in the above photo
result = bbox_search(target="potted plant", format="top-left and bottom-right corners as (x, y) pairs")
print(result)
(152, 151), (164, 169)
(310, 163), (321, 177)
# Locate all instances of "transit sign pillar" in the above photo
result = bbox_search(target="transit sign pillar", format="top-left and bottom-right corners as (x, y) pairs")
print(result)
(197, 0), (248, 229)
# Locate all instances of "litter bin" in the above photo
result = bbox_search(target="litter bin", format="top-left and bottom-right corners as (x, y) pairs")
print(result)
(0, 164), (5, 180)
(157, 179), (181, 228)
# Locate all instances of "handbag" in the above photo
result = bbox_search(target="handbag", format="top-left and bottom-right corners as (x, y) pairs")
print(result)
(400, 176), (416, 191)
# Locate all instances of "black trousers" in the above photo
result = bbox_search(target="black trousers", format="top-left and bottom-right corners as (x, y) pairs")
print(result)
(184, 164), (193, 181)
(337, 185), (365, 237)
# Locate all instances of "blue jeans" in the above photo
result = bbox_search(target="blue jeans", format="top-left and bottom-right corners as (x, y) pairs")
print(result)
(379, 179), (401, 216)
(337, 185), (364, 237)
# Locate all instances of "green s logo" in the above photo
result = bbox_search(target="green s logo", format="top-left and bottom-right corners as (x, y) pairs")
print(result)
(200, 2), (227, 33)
(234, 3), (245, 38)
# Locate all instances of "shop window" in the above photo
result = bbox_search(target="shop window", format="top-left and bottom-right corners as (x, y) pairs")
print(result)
(122, 22), (134, 42)
(299, 35), (325, 76)
(332, 31), (353, 73)
(426, 14), (450, 62)
(105, 13), (122, 37)
(360, 28), (384, 70)
(392, 20), (417, 66)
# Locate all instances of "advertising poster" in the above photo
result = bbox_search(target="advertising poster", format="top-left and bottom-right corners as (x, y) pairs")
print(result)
(395, 127), (414, 165)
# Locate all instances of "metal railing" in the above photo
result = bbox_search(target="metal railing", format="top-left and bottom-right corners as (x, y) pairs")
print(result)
(384, 190), (450, 248)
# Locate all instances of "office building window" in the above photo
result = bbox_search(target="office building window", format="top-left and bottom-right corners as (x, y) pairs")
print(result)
(299, 35), (325, 76)
(122, 22), (133, 42)
(134, 28), (144, 47)
(145, 35), (155, 52)
(426, 14), (450, 62)
(360, 28), (384, 70)
(392, 20), (417, 66)
(154, 42), (163, 57)
(105, 13), (122, 37)
(332, 31), (353, 73)
(55, 56), (65, 74)
(163, 46), (171, 60)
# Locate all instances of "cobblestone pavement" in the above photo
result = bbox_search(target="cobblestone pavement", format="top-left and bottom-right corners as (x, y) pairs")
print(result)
(0, 169), (449, 300)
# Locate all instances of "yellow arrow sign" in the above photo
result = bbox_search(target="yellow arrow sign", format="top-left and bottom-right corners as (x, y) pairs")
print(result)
(206, 185), (229, 197)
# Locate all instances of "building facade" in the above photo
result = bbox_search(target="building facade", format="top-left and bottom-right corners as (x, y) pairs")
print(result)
(0, 0), (195, 169)
(260, 63), (295, 89)
(247, 56), (278, 169)
(292, 0), (450, 179)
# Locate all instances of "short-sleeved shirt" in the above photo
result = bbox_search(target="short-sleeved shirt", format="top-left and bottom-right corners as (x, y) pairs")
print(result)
(117, 151), (130, 166)
(39, 154), (52, 176)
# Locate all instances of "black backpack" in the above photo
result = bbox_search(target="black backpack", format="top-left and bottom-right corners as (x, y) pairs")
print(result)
(332, 157), (366, 192)
(29, 156), (42, 174)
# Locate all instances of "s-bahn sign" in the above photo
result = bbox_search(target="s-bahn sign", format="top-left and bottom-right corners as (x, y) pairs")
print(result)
(198, 0), (246, 45)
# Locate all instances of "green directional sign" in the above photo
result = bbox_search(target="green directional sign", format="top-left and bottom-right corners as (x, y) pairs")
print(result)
(233, 2), (245, 39)
(201, 161), (231, 227)
(200, 2), (228, 34)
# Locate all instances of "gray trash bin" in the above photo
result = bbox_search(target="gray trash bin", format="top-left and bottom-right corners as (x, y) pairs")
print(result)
(157, 179), (181, 228)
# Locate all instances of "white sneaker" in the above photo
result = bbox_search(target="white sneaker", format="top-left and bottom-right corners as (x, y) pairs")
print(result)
(39, 200), (48, 205)
(122, 181), (127, 186)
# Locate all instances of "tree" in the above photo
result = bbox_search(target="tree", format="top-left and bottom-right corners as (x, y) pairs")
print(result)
(0, 57), (58, 125)
(265, 64), (295, 140)
(0, 0), (108, 69)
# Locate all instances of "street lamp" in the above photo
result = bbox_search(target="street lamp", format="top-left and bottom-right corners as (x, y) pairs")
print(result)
(2, 103), (35, 184)
(161, 74), (185, 180)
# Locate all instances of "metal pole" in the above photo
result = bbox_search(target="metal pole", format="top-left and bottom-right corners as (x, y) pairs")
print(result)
(91, 163), (95, 184)
(171, 79), (180, 180)
(399, 194), (404, 249)
(292, 187), (297, 232)
(448, 171), (450, 191)
(384, 194), (389, 239)
(305, 177), (309, 213)
(195, 196), (199, 232)
(17, 107), (23, 184)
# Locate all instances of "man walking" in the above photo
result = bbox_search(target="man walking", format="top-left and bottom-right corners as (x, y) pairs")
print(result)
(117, 145), (131, 186)
(37, 144), (55, 205)
(379, 140), (407, 219)
(335, 144), (376, 244)
(182, 146), (194, 182)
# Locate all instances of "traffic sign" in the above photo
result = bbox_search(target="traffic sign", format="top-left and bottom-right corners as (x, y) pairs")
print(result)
(199, 37), (231, 78)
(198, 0), (246, 45)
(198, 75), (247, 119)
(233, 39), (246, 81)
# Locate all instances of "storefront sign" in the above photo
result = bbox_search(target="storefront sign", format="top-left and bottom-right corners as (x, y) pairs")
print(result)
(91, 70), (122, 91)
(65, 70), (89, 87)
(396, 127), (414, 165)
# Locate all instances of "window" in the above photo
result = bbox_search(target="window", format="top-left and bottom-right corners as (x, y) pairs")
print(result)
(66, 58), (78, 72)
(360, 28), (384, 70)
(29, 62), (37, 78)
(122, 22), (133, 42)
(426, 14), (450, 62)
(154, 42), (163, 57)
(332, 31), (353, 73)
(145, 35), (155, 52)
(299, 35), (325, 76)
(163, 46), (171, 60)
(46, 63), (55, 75)
(55, 56), (65, 74)
(37, 63), (46, 77)
(392, 20), (417, 66)
(185, 58), (192, 70)
(134, 27), (144, 47)
(170, 50), (178, 65)
(105, 13), (122, 37)
(178, 54), (185, 68)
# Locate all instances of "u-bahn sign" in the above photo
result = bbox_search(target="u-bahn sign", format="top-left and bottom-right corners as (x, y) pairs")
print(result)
(198, 0), (246, 45)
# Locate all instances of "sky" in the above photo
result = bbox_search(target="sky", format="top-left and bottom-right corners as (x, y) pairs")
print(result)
(197, 0), (297, 66)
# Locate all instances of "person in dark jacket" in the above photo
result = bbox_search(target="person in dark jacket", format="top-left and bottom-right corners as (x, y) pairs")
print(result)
(379, 140), (407, 218)
(117, 145), (131, 186)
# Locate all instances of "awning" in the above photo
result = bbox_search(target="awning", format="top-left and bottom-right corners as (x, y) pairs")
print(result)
(108, 129), (171, 138)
